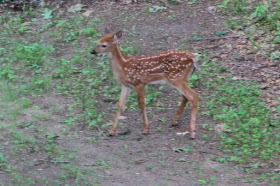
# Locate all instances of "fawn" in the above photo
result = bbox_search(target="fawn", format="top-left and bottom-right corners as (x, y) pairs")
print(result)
(91, 28), (199, 139)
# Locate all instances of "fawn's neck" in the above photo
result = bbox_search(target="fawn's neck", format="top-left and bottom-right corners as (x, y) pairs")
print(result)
(107, 45), (129, 81)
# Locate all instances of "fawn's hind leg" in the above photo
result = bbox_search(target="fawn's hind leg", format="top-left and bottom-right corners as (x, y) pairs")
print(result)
(169, 80), (198, 139)
(172, 95), (188, 126)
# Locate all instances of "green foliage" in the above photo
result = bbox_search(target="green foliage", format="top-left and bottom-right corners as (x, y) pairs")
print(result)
(188, 74), (200, 87)
(0, 12), (109, 185)
(221, 0), (280, 29)
(213, 0), (280, 164)
(197, 58), (280, 162)
(16, 42), (54, 67)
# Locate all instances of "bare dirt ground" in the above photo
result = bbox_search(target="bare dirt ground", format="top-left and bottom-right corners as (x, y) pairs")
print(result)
(1, 0), (279, 185)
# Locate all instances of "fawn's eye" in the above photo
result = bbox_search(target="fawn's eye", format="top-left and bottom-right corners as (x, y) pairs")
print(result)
(101, 45), (107, 48)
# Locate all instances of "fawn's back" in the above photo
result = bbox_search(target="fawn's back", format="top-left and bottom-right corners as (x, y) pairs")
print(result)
(119, 49), (196, 86)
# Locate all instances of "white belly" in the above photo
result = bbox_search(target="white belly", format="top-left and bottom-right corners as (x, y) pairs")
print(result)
(149, 80), (166, 85)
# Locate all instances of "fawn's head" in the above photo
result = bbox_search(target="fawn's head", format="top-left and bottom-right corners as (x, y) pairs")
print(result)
(91, 27), (122, 55)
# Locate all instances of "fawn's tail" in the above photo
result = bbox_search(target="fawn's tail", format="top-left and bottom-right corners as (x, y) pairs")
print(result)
(188, 53), (199, 77)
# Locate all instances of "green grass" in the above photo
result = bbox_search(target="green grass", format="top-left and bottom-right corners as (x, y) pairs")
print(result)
(194, 58), (280, 162)
(191, 58), (280, 183)
(0, 11), (109, 185)
(214, 0), (280, 162)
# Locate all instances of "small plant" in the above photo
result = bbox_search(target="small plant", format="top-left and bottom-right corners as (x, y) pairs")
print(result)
(146, 5), (166, 14)
(97, 159), (109, 168)
(83, 27), (99, 37)
(0, 153), (9, 171)
(156, 127), (163, 132)
(187, 0), (199, 5)
(172, 146), (192, 154)
(41, 8), (53, 19)
(21, 97), (31, 108)
(0, 64), (17, 80)
(217, 0), (229, 9)
(250, 4), (267, 19)
(158, 117), (167, 123)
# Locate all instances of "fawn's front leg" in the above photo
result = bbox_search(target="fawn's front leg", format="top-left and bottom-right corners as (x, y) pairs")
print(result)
(109, 84), (131, 136)
(135, 84), (149, 134)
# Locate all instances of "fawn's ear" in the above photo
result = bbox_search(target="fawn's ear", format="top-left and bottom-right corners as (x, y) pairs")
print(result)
(105, 25), (110, 34)
(113, 30), (123, 40)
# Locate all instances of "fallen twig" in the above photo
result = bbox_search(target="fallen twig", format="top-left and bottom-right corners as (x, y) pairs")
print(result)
(252, 64), (278, 70)
(189, 35), (248, 42)
(50, 160), (69, 164)
(199, 150), (248, 175)
(206, 51), (229, 63)
(197, 42), (227, 50)
(158, 0), (174, 10)
(204, 7), (224, 19)
(35, 158), (70, 166)
(84, 163), (95, 166)
(198, 0), (224, 19)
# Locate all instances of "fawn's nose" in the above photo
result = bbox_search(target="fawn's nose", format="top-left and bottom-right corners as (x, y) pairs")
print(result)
(91, 50), (97, 55)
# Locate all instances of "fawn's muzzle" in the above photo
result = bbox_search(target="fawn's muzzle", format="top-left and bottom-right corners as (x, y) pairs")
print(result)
(91, 50), (97, 55)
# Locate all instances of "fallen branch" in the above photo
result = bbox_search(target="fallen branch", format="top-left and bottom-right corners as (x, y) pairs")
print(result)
(251, 64), (278, 70)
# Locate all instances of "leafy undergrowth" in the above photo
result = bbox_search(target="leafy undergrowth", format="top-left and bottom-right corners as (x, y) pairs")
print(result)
(190, 54), (280, 182)
(216, 0), (280, 102)
(195, 57), (280, 162)
(215, 0), (280, 160)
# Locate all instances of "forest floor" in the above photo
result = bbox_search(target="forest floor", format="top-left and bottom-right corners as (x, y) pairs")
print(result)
(0, 0), (279, 185)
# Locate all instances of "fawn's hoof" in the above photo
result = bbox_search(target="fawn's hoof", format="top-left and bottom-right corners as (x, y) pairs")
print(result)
(109, 131), (115, 136)
(142, 129), (149, 135)
(171, 121), (178, 126)
(190, 131), (196, 139)
(170, 123), (179, 128)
